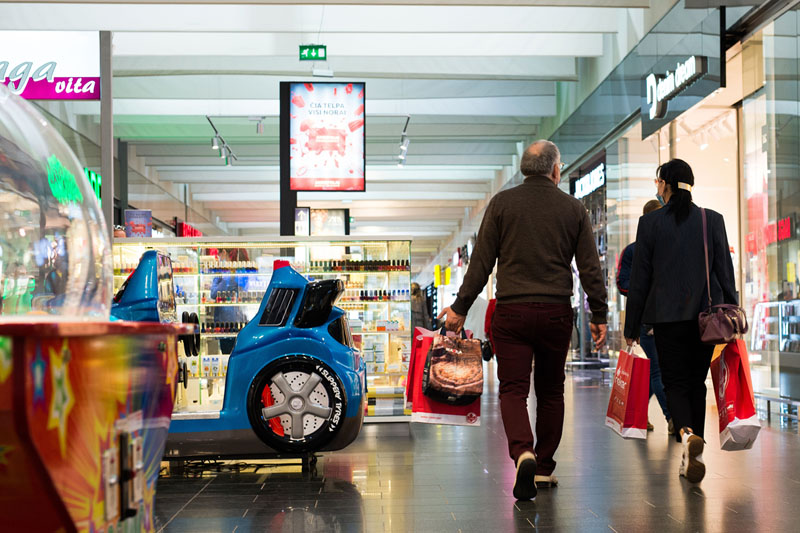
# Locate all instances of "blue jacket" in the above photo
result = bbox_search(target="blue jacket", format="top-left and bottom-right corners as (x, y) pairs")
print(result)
(616, 243), (635, 296)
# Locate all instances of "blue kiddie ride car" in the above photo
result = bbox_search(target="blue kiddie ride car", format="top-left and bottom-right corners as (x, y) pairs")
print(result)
(113, 252), (366, 457)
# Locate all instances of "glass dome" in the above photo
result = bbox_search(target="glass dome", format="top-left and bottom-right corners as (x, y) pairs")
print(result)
(0, 83), (112, 321)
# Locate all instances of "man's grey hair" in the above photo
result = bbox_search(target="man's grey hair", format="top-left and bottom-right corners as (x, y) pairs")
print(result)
(520, 140), (561, 177)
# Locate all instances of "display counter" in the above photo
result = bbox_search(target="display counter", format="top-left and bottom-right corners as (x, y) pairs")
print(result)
(112, 236), (412, 421)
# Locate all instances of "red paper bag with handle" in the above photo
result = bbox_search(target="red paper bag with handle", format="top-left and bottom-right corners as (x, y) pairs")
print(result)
(606, 348), (650, 439)
(710, 339), (761, 450)
(406, 327), (481, 426)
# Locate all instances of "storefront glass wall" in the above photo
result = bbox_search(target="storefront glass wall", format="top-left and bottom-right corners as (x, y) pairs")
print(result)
(742, 9), (800, 399)
(605, 122), (660, 354)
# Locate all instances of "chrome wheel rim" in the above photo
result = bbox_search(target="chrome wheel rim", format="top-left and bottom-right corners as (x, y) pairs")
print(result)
(262, 371), (333, 440)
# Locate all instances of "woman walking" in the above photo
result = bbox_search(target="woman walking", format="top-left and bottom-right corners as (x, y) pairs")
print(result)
(624, 159), (738, 484)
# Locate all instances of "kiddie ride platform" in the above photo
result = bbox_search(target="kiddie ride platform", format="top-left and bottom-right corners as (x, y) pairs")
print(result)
(163, 260), (367, 463)
(0, 320), (192, 533)
(111, 252), (366, 466)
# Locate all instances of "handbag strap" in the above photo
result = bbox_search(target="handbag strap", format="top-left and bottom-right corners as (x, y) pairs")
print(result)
(701, 208), (712, 309)
(439, 326), (468, 340)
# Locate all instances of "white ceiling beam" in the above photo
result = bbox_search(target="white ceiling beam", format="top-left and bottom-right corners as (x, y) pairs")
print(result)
(113, 32), (604, 58)
(191, 191), (484, 202)
(0, 4), (632, 32)
(69, 96), (555, 117)
(187, 182), (489, 195)
(142, 155), (515, 166)
(128, 141), (517, 158)
(111, 76), (556, 100)
(155, 167), (498, 183)
(113, 55), (578, 81)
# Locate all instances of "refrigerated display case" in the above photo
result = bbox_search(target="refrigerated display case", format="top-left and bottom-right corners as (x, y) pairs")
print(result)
(112, 237), (412, 421)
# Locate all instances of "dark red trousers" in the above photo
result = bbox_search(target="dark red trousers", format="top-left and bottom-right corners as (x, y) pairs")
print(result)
(491, 302), (573, 475)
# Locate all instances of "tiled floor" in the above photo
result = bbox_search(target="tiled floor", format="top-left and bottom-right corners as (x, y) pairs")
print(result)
(155, 368), (800, 532)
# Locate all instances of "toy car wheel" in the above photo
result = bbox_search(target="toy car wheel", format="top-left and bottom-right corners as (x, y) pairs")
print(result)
(247, 355), (347, 453)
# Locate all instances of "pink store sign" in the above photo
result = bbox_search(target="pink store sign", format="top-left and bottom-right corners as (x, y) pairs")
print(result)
(0, 31), (100, 100)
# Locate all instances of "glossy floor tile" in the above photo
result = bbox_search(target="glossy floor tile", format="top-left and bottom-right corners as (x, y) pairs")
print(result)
(155, 368), (800, 532)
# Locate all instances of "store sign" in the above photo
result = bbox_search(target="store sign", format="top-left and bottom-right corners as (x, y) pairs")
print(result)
(84, 168), (101, 207)
(0, 31), (100, 100)
(299, 45), (327, 61)
(779, 216), (793, 242)
(176, 221), (202, 237)
(644, 56), (707, 121)
(282, 81), (366, 192)
(573, 163), (606, 199)
(47, 155), (83, 205)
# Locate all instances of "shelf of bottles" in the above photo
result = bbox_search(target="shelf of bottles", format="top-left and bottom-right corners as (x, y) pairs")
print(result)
(112, 237), (413, 418)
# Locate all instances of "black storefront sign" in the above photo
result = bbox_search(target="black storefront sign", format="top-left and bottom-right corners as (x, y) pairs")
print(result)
(640, 53), (718, 139)
(569, 151), (607, 199)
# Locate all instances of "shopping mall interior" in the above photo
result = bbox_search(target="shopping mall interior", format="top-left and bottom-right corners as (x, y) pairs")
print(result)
(3, 1), (800, 532)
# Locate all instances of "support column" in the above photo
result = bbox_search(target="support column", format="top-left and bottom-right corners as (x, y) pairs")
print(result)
(117, 139), (128, 219)
(100, 31), (114, 241)
(279, 82), (297, 236)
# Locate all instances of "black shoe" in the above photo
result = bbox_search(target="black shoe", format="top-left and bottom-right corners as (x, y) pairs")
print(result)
(513, 451), (537, 500)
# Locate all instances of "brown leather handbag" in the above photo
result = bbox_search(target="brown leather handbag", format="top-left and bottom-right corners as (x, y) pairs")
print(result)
(422, 328), (484, 405)
(698, 208), (748, 344)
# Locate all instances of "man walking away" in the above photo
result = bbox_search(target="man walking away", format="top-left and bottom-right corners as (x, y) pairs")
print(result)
(438, 140), (608, 501)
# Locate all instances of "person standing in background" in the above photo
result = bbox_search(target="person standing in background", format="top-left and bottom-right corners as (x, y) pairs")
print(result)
(438, 140), (608, 501)
(616, 199), (672, 435)
(210, 248), (249, 354)
(410, 282), (432, 331)
(624, 159), (737, 484)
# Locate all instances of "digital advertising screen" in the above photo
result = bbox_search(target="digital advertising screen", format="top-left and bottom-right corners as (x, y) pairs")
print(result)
(282, 81), (365, 192)
(310, 208), (346, 236)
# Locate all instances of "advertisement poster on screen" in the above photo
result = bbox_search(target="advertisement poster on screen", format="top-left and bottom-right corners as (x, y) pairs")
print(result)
(310, 209), (346, 236)
(125, 209), (152, 238)
(0, 31), (100, 100)
(286, 82), (365, 191)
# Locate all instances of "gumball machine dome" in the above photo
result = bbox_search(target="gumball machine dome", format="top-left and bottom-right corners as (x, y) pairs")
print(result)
(0, 83), (112, 321)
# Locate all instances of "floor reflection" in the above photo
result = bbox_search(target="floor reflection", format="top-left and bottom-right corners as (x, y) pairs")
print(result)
(155, 457), (364, 532)
(155, 370), (800, 532)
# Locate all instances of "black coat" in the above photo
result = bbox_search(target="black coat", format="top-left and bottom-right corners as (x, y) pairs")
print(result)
(623, 203), (738, 339)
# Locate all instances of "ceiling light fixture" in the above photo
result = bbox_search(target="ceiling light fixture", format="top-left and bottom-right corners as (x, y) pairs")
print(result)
(256, 121), (264, 135)
(400, 137), (410, 152)
(207, 116), (239, 166)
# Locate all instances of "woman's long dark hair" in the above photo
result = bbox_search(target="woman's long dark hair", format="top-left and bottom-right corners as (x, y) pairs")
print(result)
(657, 159), (694, 224)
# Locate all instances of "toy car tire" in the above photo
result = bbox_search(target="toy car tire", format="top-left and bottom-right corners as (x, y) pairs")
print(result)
(246, 355), (347, 453)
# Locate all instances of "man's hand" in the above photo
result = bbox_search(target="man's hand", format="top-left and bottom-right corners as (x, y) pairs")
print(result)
(590, 323), (607, 351)
(437, 306), (466, 333)
(624, 337), (639, 349)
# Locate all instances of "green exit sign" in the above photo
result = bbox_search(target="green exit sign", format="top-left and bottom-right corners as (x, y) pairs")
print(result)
(299, 45), (327, 61)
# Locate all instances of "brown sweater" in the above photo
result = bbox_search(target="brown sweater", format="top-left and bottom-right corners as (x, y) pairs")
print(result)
(451, 175), (608, 324)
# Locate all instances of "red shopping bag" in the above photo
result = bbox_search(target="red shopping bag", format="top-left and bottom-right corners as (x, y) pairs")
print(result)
(606, 348), (650, 439)
(710, 339), (761, 450)
(406, 327), (481, 426)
